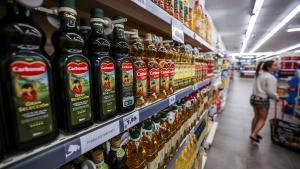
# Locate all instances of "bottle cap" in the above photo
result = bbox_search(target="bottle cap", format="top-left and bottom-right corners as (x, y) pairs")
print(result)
(92, 150), (104, 164)
(59, 0), (75, 8)
(111, 137), (121, 148)
(143, 122), (153, 131)
(144, 33), (152, 41)
(130, 129), (140, 139)
(79, 18), (90, 27)
(91, 8), (104, 18)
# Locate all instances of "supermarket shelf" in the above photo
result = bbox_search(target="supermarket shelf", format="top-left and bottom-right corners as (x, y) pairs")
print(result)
(165, 110), (208, 169)
(0, 79), (211, 169)
(201, 155), (208, 169)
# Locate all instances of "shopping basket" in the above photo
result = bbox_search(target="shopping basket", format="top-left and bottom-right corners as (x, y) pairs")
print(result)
(269, 100), (300, 152)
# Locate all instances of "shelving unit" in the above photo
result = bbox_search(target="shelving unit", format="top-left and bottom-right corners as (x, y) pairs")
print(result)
(0, 79), (211, 169)
(165, 110), (209, 169)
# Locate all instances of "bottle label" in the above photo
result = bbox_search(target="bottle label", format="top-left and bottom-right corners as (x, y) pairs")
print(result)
(149, 68), (160, 98)
(135, 68), (148, 103)
(121, 62), (134, 107)
(10, 59), (53, 142)
(160, 68), (169, 94)
(67, 60), (92, 126)
(100, 61), (116, 116)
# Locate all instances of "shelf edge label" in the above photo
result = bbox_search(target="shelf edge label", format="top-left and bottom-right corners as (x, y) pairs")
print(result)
(172, 18), (184, 44)
(123, 111), (140, 131)
(169, 95), (176, 105)
(80, 121), (120, 154)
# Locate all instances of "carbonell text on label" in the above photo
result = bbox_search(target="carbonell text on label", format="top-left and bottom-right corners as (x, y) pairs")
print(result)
(68, 66), (88, 71)
(101, 64), (114, 72)
(12, 66), (46, 72)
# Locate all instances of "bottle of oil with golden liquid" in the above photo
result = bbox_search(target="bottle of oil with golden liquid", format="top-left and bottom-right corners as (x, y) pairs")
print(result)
(156, 37), (169, 98)
(91, 149), (110, 169)
(159, 111), (172, 165)
(152, 115), (167, 169)
(141, 121), (158, 169)
(143, 33), (160, 103)
(129, 29), (148, 108)
(164, 42), (175, 94)
(108, 136), (128, 169)
(125, 128), (146, 169)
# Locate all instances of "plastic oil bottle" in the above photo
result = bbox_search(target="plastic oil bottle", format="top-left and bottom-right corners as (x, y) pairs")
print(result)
(141, 121), (158, 169)
(156, 37), (169, 98)
(129, 29), (148, 108)
(0, 1), (58, 150)
(111, 16), (135, 114)
(86, 8), (117, 121)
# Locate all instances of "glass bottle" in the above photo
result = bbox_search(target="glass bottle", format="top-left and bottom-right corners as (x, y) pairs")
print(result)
(79, 18), (91, 42)
(111, 16), (135, 114)
(86, 8), (117, 121)
(129, 29), (148, 108)
(156, 37), (169, 98)
(124, 128), (146, 169)
(92, 149), (110, 169)
(143, 33), (160, 103)
(183, 0), (189, 26)
(108, 136), (128, 169)
(173, 0), (180, 20)
(0, 1), (58, 150)
(179, 0), (184, 22)
(51, 0), (93, 133)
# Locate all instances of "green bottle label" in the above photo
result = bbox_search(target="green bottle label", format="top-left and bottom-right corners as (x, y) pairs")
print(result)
(121, 62), (134, 108)
(135, 68), (148, 104)
(100, 60), (116, 116)
(66, 59), (92, 126)
(10, 58), (53, 142)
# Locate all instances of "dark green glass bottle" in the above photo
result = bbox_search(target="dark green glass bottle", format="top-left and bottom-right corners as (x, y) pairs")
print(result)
(0, 1), (58, 150)
(79, 18), (91, 42)
(86, 8), (117, 121)
(111, 16), (135, 114)
(51, 0), (93, 132)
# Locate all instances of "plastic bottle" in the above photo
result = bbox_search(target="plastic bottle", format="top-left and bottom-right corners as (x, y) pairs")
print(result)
(51, 0), (93, 132)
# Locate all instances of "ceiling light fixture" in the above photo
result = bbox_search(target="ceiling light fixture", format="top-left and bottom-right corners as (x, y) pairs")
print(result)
(287, 27), (300, 32)
(230, 52), (273, 56)
(255, 43), (300, 60)
(250, 3), (300, 53)
(294, 50), (300, 53)
(240, 0), (264, 54)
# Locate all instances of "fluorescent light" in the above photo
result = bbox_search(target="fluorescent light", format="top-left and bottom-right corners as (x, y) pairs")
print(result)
(294, 50), (300, 53)
(287, 27), (300, 32)
(230, 52), (274, 56)
(250, 3), (300, 53)
(240, 0), (264, 54)
(276, 43), (300, 53)
(241, 56), (255, 59)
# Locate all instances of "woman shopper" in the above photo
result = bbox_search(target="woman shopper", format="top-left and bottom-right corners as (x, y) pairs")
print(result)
(250, 60), (279, 143)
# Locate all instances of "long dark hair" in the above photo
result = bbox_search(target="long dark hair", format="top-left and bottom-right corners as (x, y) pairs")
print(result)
(255, 60), (274, 78)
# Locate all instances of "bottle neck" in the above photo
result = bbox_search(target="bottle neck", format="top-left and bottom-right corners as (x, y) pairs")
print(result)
(59, 10), (77, 30)
(114, 24), (125, 40)
(91, 21), (104, 36)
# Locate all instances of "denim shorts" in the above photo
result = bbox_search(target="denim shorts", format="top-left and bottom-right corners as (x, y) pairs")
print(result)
(250, 95), (270, 109)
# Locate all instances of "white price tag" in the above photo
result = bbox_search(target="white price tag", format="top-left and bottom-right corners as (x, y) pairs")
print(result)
(169, 95), (176, 105)
(131, 0), (147, 9)
(171, 18), (184, 43)
(80, 121), (120, 153)
(123, 111), (139, 131)
(193, 84), (197, 91)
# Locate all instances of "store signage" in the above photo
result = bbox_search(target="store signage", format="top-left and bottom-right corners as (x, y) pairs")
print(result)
(169, 95), (176, 105)
(64, 139), (81, 162)
(123, 111), (139, 131)
(131, 0), (147, 9)
(80, 121), (120, 153)
(172, 18), (184, 43)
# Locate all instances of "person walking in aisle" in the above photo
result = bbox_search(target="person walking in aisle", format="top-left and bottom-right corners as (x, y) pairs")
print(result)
(249, 60), (279, 142)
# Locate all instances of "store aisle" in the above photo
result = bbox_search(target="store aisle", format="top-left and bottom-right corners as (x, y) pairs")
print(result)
(205, 76), (300, 169)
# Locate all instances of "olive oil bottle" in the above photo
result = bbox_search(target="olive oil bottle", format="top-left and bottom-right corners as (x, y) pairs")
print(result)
(0, 1), (58, 150)
(156, 37), (169, 98)
(111, 16), (135, 114)
(108, 136), (128, 169)
(51, 0), (93, 132)
(129, 29), (148, 108)
(86, 8), (117, 121)
(79, 18), (91, 42)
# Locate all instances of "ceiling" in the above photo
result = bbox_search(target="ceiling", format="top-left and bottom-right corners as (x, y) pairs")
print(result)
(206, 0), (300, 54)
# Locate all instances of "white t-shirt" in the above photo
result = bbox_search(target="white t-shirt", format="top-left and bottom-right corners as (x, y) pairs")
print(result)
(252, 71), (278, 99)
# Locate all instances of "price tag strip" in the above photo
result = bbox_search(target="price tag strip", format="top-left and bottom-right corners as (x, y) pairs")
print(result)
(169, 95), (176, 105)
(123, 111), (140, 131)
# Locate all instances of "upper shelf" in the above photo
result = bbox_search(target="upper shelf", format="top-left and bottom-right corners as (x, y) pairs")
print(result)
(0, 79), (211, 169)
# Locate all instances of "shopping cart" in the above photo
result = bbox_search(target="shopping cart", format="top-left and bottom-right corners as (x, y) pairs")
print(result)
(269, 100), (300, 152)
